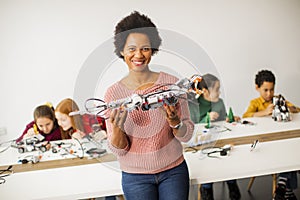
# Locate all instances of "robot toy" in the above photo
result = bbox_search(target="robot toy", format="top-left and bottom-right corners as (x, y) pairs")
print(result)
(85, 74), (203, 117)
(272, 94), (291, 122)
(12, 134), (50, 153)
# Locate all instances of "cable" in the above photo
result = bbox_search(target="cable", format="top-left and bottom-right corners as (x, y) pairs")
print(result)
(0, 139), (16, 154)
(73, 137), (84, 159)
(201, 145), (232, 158)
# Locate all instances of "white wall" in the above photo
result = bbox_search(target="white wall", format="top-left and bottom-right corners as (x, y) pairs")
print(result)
(1, 0), (300, 140)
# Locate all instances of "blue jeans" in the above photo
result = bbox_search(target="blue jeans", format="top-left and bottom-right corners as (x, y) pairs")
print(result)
(122, 160), (190, 200)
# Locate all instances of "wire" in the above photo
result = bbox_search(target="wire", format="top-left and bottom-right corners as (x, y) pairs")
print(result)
(201, 146), (231, 158)
(72, 137), (84, 159)
(0, 139), (16, 154)
(0, 165), (13, 184)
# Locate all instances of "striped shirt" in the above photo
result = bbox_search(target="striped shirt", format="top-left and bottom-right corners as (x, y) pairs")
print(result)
(104, 72), (194, 174)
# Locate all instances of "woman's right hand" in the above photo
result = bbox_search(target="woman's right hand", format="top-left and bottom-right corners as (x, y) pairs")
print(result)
(109, 108), (128, 149)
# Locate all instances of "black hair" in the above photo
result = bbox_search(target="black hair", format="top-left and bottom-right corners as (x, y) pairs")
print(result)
(114, 11), (162, 59)
(198, 73), (219, 90)
(255, 70), (276, 88)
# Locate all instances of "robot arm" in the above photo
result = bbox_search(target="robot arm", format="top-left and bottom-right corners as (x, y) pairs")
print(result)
(85, 74), (203, 116)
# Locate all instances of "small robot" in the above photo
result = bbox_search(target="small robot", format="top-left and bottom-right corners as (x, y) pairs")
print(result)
(14, 134), (49, 153)
(272, 94), (291, 122)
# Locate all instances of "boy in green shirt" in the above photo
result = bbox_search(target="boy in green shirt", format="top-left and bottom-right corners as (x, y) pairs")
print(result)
(188, 73), (241, 200)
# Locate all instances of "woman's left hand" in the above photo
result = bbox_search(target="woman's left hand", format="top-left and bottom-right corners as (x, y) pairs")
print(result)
(163, 104), (181, 127)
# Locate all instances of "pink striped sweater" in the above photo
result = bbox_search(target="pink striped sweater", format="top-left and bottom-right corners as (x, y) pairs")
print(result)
(104, 72), (194, 174)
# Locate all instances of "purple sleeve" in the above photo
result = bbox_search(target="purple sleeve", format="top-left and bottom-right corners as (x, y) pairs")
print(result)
(16, 121), (35, 143)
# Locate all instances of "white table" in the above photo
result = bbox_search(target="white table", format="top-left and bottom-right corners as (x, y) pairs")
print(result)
(0, 114), (300, 199)
(1, 138), (299, 200)
(188, 113), (300, 148)
(0, 161), (122, 200)
(186, 137), (300, 185)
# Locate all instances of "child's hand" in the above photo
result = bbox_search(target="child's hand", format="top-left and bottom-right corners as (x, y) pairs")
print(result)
(24, 128), (36, 138)
(72, 130), (85, 140)
(288, 106), (300, 113)
(226, 116), (241, 122)
(265, 104), (274, 116)
(91, 130), (107, 142)
(210, 112), (219, 121)
(234, 116), (241, 122)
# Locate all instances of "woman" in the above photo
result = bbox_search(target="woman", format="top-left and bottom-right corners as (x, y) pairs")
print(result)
(104, 11), (194, 200)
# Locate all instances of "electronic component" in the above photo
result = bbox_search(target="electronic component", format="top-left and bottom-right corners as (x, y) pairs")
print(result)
(85, 74), (203, 117)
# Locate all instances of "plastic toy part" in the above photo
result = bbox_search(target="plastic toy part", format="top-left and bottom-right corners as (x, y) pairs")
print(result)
(85, 74), (203, 117)
(19, 155), (42, 164)
(272, 94), (291, 122)
(13, 134), (49, 154)
(227, 107), (234, 123)
(205, 112), (211, 128)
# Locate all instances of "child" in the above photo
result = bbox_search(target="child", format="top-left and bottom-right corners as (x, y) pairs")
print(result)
(189, 73), (240, 123)
(55, 98), (106, 140)
(243, 69), (299, 200)
(188, 73), (241, 200)
(243, 70), (300, 118)
(17, 103), (62, 143)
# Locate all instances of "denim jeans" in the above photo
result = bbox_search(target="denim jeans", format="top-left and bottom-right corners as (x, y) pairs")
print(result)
(121, 160), (190, 200)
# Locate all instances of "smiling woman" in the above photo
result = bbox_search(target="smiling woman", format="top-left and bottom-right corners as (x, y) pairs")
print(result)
(104, 11), (194, 200)
(1, 1), (300, 146)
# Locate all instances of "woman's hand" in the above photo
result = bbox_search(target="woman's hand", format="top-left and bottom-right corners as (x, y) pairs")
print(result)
(163, 104), (187, 137)
(109, 108), (128, 149)
(163, 104), (181, 127)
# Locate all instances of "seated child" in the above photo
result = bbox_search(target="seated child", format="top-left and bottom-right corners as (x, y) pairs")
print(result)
(243, 69), (299, 200)
(243, 70), (300, 118)
(188, 73), (241, 200)
(17, 103), (62, 143)
(55, 98), (106, 140)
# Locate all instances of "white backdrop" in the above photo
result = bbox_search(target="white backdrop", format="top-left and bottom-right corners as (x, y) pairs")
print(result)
(1, 0), (300, 140)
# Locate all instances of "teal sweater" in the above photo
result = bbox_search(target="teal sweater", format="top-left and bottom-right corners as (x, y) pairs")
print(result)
(188, 95), (227, 123)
